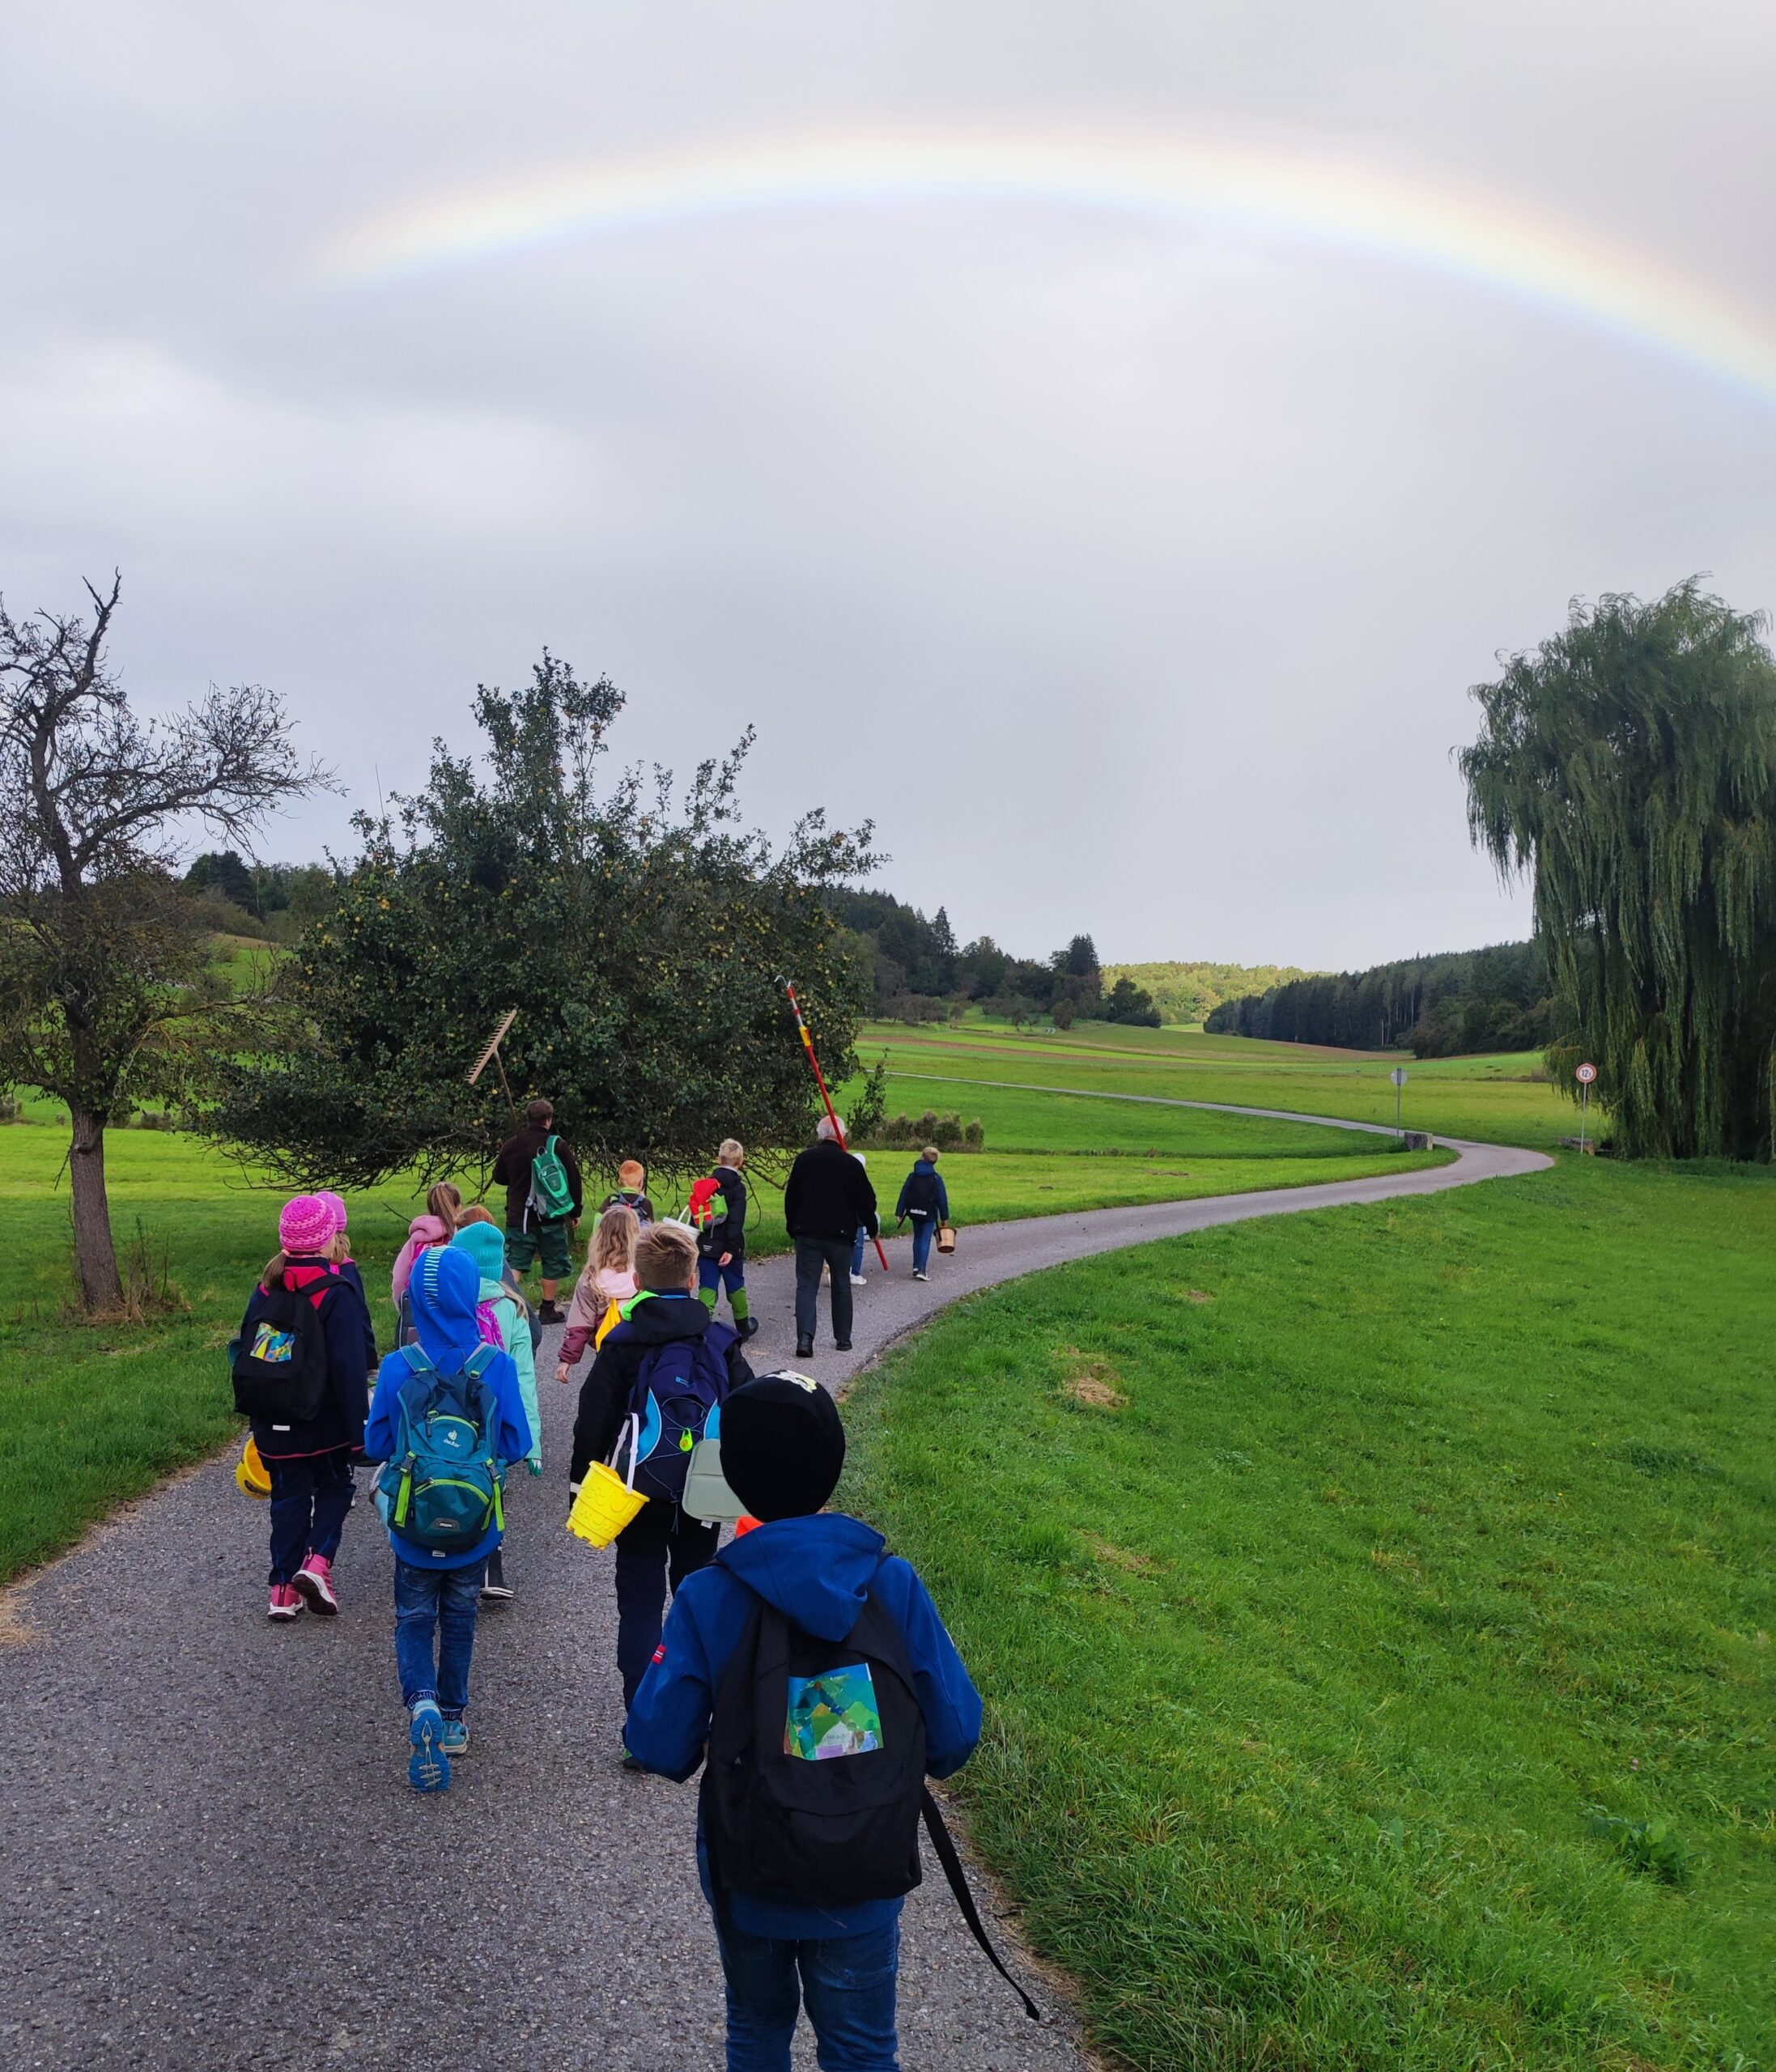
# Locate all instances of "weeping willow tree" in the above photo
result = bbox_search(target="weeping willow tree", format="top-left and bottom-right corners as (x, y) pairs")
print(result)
(1460, 581), (1776, 1160)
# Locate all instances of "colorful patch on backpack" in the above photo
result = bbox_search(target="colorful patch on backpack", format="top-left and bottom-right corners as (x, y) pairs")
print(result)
(784, 1665), (882, 1760)
(250, 1321), (297, 1363)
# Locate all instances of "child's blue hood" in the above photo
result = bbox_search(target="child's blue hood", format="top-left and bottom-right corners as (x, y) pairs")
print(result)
(716, 1513), (886, 1641)
(410, 1243), (483, 1365)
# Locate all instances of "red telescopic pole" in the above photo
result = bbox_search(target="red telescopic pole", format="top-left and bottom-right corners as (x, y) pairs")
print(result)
(785, 981), (890, 1270)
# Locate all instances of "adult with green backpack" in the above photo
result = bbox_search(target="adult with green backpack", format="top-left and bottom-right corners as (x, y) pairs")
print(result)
(491, 1097), (583, 1324)
(363, 1244), (531, 1793)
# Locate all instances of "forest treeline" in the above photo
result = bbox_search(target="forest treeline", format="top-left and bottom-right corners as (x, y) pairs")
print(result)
(1205, 940), (1553, 1056)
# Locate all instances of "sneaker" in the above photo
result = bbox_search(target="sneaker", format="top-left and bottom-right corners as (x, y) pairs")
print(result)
(849, 1273), (867, 1286)
(538, 1301), (566, 1326)
(439, 1715), (469, 1756)
(409, 1700), (452, 1793)
(795, 1341), (814, 1360)
(267, 1583), (304, 1621)
(913, 1270), (929, 1282)
(481, 1550), (513, 1603)
(292, 1553), (339, 1616)
(835, 1340), (853, 1352)
(620, 1743), (644, 1773)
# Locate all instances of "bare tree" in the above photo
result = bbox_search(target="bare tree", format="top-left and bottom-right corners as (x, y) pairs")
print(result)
(0, 575), (330, 1308)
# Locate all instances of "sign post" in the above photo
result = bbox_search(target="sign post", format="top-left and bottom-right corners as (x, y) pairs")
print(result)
(1389, 1064), (1408, 1136)
(1575, 1060), (1597, 1151)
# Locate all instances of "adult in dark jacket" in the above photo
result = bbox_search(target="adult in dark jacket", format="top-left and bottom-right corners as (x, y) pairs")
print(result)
(248, 1194), (376, 1621)
(894, 1146), (952, 1281)
(782, 1116), (878, 1357)
(569, 1222), (754, 1713)
(491, 1096), (583, 1323)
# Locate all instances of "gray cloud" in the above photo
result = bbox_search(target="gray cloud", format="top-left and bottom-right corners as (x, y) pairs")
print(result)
(6, 1), (1776, 966)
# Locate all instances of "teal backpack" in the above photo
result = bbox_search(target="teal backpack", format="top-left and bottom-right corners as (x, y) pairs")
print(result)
(385, 1342), (506, 1552)
(529, 1133), (576, 1221)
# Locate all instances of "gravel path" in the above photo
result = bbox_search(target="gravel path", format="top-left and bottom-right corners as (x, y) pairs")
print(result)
(0, 1120), (1549, 2072)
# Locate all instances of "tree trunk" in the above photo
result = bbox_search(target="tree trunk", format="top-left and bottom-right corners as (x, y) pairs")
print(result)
(69, 1106), (122, 1311)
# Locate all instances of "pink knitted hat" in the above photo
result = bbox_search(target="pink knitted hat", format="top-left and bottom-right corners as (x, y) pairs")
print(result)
(279, 1193), (343, 1255)
(317, 1190), (348, 1229)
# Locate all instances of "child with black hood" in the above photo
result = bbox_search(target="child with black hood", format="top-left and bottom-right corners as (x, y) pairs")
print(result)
(624, 1371), (984, 2070)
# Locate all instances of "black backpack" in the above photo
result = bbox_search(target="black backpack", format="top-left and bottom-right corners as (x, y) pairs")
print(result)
(231, 1281), (329, 1423)
(902, 1166), (941, 1218)
(703, 1579), (1041, 2020)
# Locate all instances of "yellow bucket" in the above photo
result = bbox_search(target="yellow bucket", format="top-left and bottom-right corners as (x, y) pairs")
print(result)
(568, 1460), (648, 1548)
(236, 1435), (272, 1500)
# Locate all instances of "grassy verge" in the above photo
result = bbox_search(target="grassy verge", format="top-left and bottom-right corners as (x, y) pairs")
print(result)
(0, 1077), (1439, 1586)
(839, 1156), (1774, 2069)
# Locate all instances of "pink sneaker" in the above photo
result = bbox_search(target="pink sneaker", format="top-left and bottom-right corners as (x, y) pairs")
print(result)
(268, 1583), (304, 1621)
(293, 1554), (339, 1616)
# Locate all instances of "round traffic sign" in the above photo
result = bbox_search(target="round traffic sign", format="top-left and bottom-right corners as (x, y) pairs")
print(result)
(1576, 1062), (1597, 1085)
(1389, 1067), (1408, 1088)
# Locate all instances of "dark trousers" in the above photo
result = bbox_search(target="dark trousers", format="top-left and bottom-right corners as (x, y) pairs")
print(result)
(794, 1237), (854, 1348)
(614, 1501), (720, 1706)
(266, 1451), (354, 1585)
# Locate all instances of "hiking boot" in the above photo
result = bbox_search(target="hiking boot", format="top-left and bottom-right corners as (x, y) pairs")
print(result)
(481, 1550), (513, 1602)
(849, 1273), (867, 1286)
(538, 1301), (566, 1326)
(293, 1553), (339, 1616)
(267, 1583), (304, 1621)
(795, 1341), (814, 1360)
(736, 1314), (760, 1342)
(439, 1714), (469, 1756)
(409, 1700), (452, 1793)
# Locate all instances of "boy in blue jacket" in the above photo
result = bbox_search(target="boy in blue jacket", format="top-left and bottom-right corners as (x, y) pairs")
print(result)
(364, 1244), (530, 1793)
(626, 1373), (982, 2069)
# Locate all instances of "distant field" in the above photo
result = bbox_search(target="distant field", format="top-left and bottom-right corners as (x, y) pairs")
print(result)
(852, 1013), (1568, 1150)
(843, 1155), (1776, 2070)
(0, 1060), (1441, 1585)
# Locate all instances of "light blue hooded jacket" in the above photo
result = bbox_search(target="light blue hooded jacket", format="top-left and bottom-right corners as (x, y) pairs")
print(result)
(449, 1222), (542, 1470)
(364, 1244), (530, 1569)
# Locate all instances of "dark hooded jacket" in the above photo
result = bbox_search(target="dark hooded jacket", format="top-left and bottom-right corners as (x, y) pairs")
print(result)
(625, 1512), (984, 1939)
(248, 1255), (374, 1460)
(782, 1139), (878, 1242)
(568, 1289), (754, 1484)
(363, 1244), (531, 1569)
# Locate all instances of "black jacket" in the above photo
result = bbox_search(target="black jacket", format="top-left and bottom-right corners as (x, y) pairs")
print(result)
(492, 1125), (584, 1228)
(702, 1165), (748, 1259)
(248, 1258), (374, 1460)
(569, 1290), (754, 1484)
(783, 1140), (878, 1243)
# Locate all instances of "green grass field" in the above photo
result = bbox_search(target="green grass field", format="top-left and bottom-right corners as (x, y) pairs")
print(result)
(0, 1064), (1443, 1586)
(841, 1156), (1774, 2070)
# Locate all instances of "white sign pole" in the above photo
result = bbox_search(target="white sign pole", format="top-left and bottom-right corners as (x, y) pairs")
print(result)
(1575, 1061), (1597, 1152)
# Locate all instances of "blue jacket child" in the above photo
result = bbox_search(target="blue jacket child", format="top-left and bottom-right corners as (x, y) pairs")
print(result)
(363, 1244), (530, 1791)
(626, 1373), (981, 2063)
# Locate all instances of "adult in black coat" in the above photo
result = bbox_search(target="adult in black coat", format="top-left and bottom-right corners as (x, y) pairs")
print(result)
(781, 1117), (879, 1357)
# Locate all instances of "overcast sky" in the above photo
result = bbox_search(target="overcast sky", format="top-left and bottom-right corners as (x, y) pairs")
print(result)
(7, 2), (1776, 969)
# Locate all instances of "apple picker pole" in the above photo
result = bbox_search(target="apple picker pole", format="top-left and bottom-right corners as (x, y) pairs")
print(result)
(784, 981), (890, 1270)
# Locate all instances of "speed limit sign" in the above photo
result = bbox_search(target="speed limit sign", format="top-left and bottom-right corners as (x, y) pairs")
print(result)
(1575, 1060), (1597, 1151)
(1575, 1061), (1597, 1085)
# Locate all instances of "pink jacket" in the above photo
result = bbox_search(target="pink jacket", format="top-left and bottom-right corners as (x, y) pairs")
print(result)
(391, 1214), (452, 1309)
(559, 1264), (640, 1369)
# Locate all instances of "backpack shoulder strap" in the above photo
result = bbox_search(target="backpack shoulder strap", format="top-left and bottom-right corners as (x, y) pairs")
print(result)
(919, 1790), (1042, 2023)
(464, 1342), (498, 1379)
(400, 1344), (435, 1378)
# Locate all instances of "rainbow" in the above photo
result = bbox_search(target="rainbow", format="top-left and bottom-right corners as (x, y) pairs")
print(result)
(318, 125), (1776, 406)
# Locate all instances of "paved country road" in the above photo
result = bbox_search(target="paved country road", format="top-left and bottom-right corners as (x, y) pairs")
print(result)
(0, 1119), (1550, 2072)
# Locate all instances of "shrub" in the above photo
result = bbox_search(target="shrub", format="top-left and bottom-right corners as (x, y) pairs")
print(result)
(862, 1109), (985, 1152)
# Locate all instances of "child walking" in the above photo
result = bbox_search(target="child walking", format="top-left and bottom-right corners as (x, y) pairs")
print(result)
(595, 1159), (656, 1228)
(568, 1222), (753, 1735)
(895, 1144), (951, 1281)
(364, 1245), (530, 1792)
(625, 1373), (984, 2067)
(391, 1180), (463, 1338)
(235, 1194), (376, 1621)
(695, 1139), (758, 1340)
(450, 1220), (544, 1603)
(556, 1203), (640, 1385)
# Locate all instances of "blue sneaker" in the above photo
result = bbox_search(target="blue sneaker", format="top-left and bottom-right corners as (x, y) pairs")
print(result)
(439, 1714), (469, 1756)
(408, 1700), (452, 1793)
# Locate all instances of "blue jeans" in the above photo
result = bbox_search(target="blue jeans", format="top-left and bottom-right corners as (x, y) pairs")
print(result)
(715, 1914), (900, 2071)
(393, 1557), (485, 1716)
(265, 1451), (354, 1585)
(849, 1227), (868, 1276)
(910, 1218), (935, 1275)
